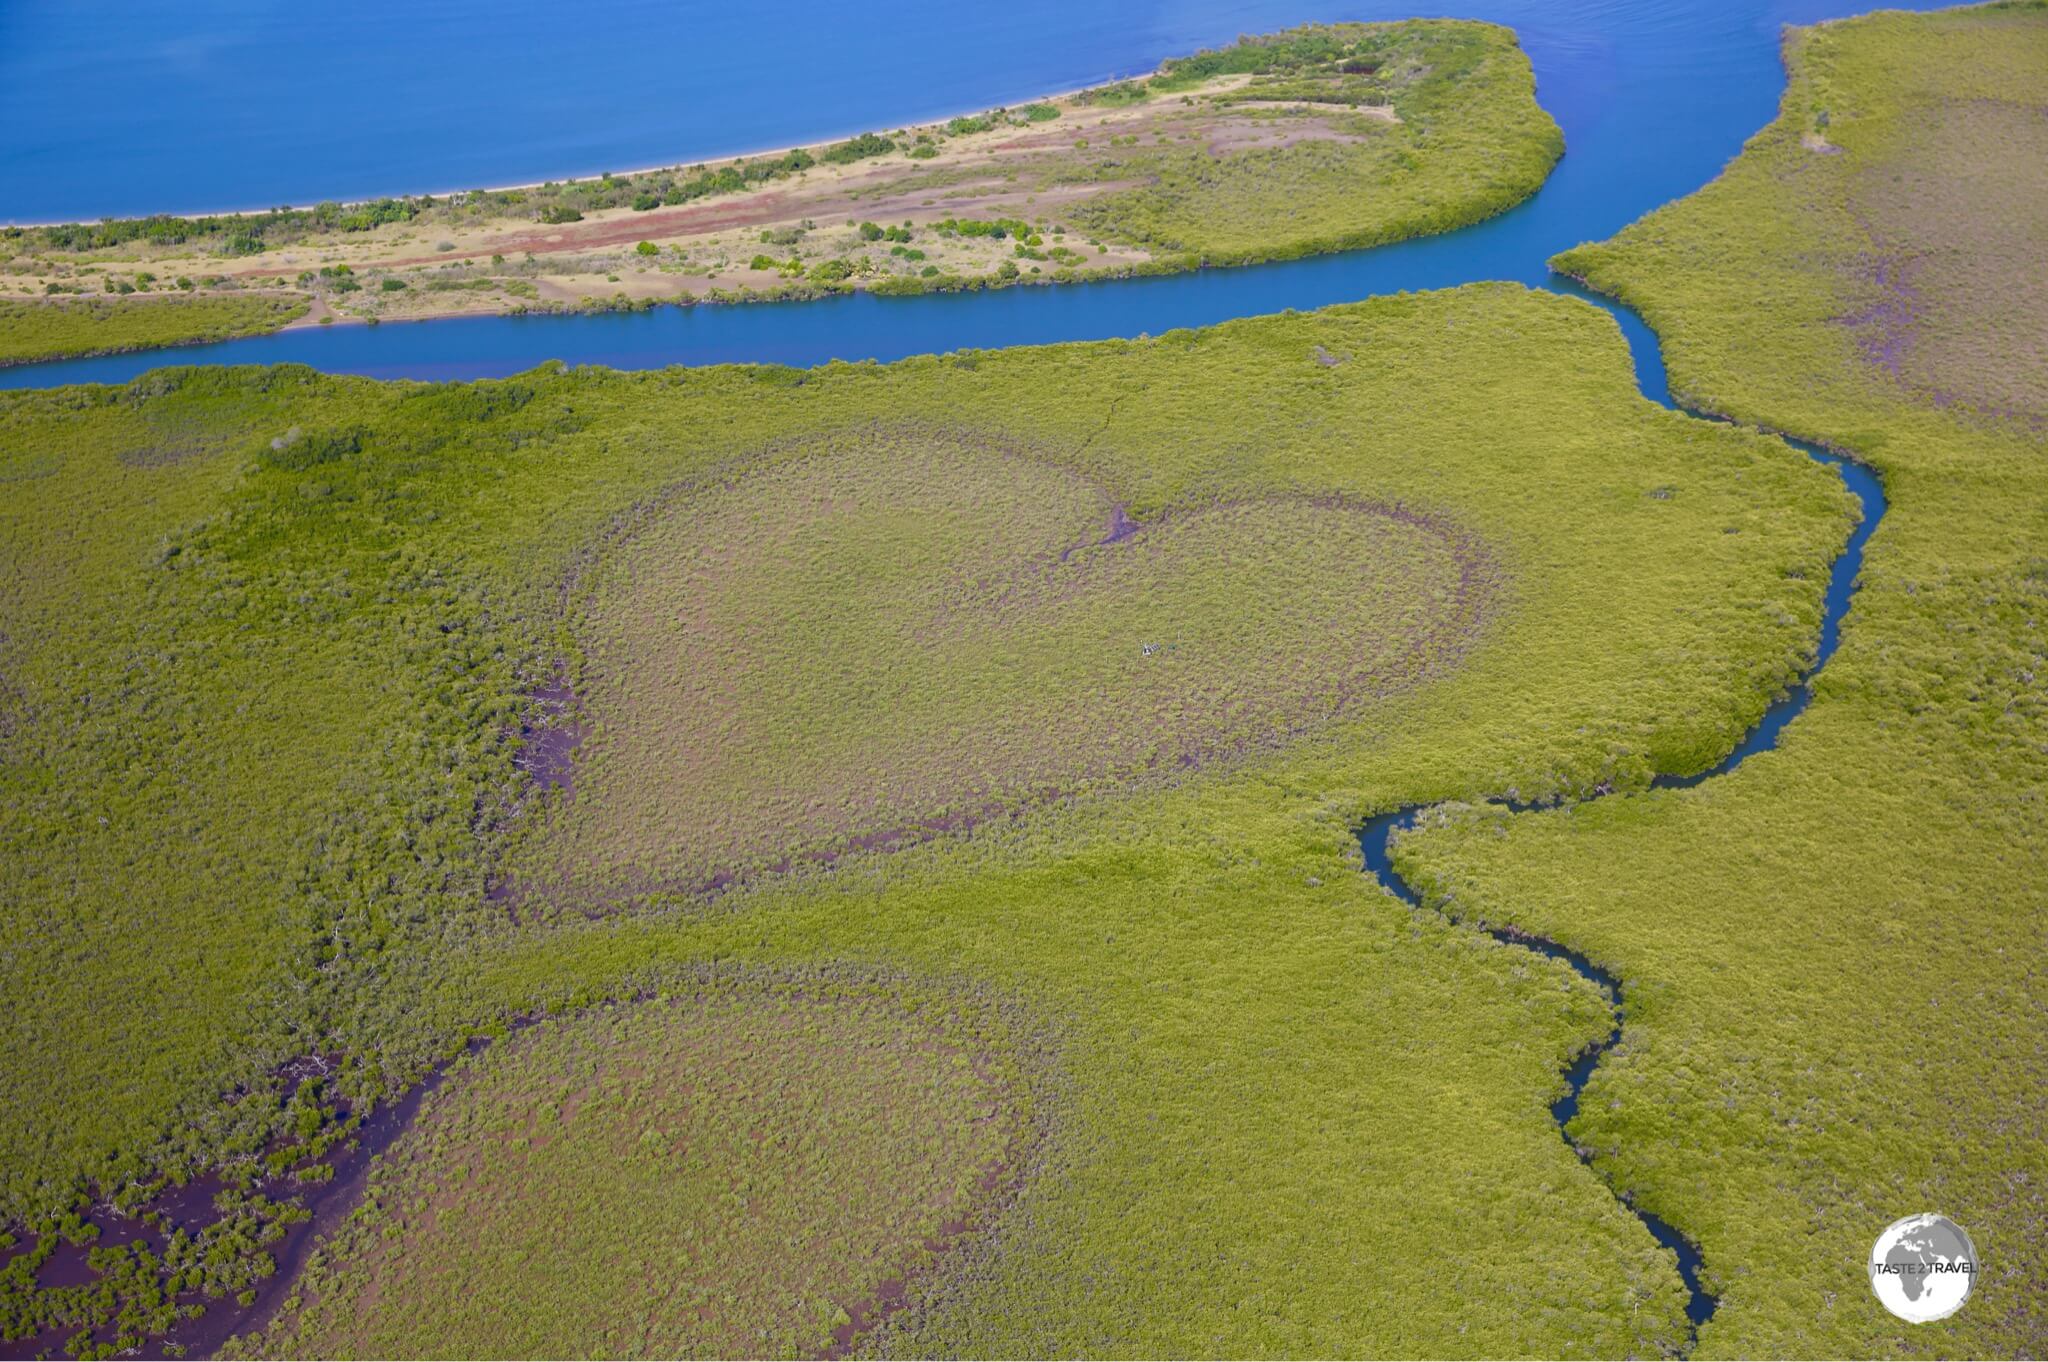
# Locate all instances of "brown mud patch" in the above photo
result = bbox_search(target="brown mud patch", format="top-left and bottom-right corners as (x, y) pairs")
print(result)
(514, 674), (585, 798)
(488, 670), (586, 919)
(1837, 251), (1924, 378)
(1202, 114), (1377, 157)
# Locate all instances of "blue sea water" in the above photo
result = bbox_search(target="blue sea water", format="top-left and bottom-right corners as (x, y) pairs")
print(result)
(0, 0), (1948, 386)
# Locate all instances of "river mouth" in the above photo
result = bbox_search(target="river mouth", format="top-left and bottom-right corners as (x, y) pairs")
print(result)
(0, 3), (1972, 393)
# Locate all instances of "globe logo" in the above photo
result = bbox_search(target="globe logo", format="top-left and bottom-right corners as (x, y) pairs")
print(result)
(1869, 1214), (1977, 1323)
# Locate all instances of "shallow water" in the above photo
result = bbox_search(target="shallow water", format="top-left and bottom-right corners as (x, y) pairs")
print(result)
(0, 0), (1950, 389)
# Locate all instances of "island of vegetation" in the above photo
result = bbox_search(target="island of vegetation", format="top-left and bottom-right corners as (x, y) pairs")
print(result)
(0, 21), (1561, 366)
(0, 282), (1848, 1357)
(0, 296), (308, 368)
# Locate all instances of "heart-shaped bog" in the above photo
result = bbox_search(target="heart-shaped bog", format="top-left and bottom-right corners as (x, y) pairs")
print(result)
(523, 432), (1497, 901)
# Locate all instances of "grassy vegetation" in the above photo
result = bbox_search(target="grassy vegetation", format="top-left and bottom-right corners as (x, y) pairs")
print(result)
(243, 979), (1029, 1358)
(523, 438), (1492, 903)
(1394, 3), (2048, 1356)
(1149, 27), (1378, 92)
(0, 284), (1853, 1355)
(1068, 22), (1562, 262)
(0, 295), (305, 366)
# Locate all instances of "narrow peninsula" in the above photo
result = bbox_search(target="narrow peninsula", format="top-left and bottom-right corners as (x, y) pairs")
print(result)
(0, 21), (1559, 366)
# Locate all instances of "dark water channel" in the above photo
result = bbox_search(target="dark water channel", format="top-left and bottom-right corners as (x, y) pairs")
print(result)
(1356, 361), (1886, 1345)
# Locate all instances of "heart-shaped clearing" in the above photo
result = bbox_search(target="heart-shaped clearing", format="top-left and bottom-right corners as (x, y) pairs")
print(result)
(523, 431), (1496, 900)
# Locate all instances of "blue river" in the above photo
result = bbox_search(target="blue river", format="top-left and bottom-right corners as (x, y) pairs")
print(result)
(0, 0), (1949, 389)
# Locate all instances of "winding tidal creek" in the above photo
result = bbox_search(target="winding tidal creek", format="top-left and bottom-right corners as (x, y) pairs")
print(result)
(1357, 337), (1886, 1347)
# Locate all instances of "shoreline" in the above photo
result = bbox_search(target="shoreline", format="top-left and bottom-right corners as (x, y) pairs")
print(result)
(2, 180), (1554, 361)
(0, 66), (1166, 233)
(0, 20), (1561, 371)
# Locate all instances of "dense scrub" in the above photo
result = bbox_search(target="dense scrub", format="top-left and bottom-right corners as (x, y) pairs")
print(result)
(1400, 4), (2048, 1356)
(0, 295), (305, 366)
(1068, 22), (1562, 261)
(4, 134), (889, 261)
(244, 979), (1030, 1358)
(0, 284), (1851, 1355)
